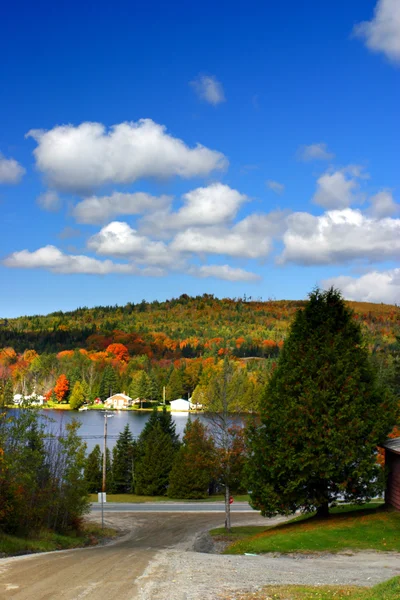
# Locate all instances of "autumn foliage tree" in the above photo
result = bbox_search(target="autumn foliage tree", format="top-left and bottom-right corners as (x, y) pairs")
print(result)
(54, 374), (69, 403)
(247, 288), (398, 519)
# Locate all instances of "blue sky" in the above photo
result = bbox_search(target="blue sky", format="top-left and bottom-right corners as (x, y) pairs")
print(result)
(0, 0), (399, 317)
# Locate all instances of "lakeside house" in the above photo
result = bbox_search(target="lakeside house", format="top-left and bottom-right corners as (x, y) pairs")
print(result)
(13, 393), (44, 406)
(383, 438), (400, 511)
(104, 392), (133, 410)
(170, 398), (191, 412)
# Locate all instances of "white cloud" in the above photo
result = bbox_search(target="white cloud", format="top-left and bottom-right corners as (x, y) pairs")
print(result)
(190, 75), (226, 105)
(368, 190), (399, 218)
(312, 167), (366, 209)
(323, 269), (400, 304)
(353, 0), (400, 65)
(2, 245), (164, 276)
(297, 143), (334, 162)
(37, 190), (62, 212)
(280, 208), (400, 265)
(26, 119), (227, 192)
(171, 211), (287, 259)
(140, 183), (247, 235)
(0, 153), (25, 184)
(73, 191), (171, 224)
(87, 221), (178, 268)
(267, 180), (285, 195)
(190, 264), (260, 282)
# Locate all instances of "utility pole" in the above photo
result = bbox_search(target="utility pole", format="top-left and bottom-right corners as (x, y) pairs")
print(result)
(101, 412), (113, 530)
(163, 385), (166, 405)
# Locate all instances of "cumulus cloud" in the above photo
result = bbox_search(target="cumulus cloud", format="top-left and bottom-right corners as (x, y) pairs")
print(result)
(26, 119), (227, 193)
(323, 268), (400, 304)
(368, 190), (399, 218)
(297, 143), (334, 162)
(2, 245), (164, 276)
(312, 166), (367, 209)
(267, 180), (285, 195)
(73, 191), (171, 224)
(280, 208), (400, 265)
(190, 75), (226, 105)
(37, 190), (62, 212)
(87, 221), (178, 268)
(190, 264), (260, 282)
(171, 211), (287, 259)
(0, 153), (26, 184)
(140, 183), (247, 235)
(353, 0), (400, 64)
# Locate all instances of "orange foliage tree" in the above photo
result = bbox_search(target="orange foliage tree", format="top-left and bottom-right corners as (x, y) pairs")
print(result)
(54, 374), (69, 403)
(106, 343), (129, 362)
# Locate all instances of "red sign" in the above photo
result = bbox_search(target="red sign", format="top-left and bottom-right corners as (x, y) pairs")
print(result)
(229, 496), (234, 504)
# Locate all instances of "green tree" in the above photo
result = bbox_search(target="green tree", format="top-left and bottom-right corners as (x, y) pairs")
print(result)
(99, 365), (118, 400)
(84, 444), (102, 493)
(112, 425), (135, 493)
(69, 380), (86, 410)
(247, 288), (399, 519)
(3, 379), (13, 406)
(134, 407), (180, 495)
(168, 418), (215, 499)
(166, 368), (185, 401)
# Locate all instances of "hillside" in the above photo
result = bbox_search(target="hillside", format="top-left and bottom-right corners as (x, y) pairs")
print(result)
(1, 294), (399, 356)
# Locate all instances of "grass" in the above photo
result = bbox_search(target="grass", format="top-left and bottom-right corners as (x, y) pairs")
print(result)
(218, 577), (400, 600)
(89, 493), (250, 503)
(210, 503), (400, 555)
(0, 522), (117, 557)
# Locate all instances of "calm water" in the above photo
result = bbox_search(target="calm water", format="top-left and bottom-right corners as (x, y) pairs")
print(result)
(6, 409), (214, 453)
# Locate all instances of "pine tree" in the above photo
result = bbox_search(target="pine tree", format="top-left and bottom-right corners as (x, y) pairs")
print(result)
(166, 368), (185, 401)
(134, 407), (180, 495)
(112, 425), (135, 493)
(168, 418), (215, 499)
(99, 365), (118, 400)
(69, 380), (86, 410)
(84, 445), (102, 493)
(247, 288), (398, 518)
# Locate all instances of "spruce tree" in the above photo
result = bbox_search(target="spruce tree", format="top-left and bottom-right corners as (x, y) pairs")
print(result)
(247, 288), (398, 518)
(134, 407), (180, 495)
(99, 365), (118, 400)
(168, 418), (215, 499)
(84, 445), (102, 493)
(112, 425), (135, 493)
(166, 368), (185, 401)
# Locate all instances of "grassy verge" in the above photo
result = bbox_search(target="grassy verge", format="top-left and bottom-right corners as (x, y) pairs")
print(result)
(211, 503), (400, 555)
(219, 577), (400, 600)
(89, 493), (250, 503)
(0, 522), (117, 557)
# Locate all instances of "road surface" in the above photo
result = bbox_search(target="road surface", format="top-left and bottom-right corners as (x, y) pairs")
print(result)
(91, 501), (256, 512)
(1, 510), (400, 599)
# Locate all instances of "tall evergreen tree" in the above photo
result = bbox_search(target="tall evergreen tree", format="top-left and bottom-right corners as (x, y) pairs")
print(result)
(168, 418), (215, 499)
(134, 407), (180, 495)
(166, 368), (185, 401)
(247, 288), (398, 518)
(84, 444), (102, 493)
(112, 425), (135, 493)
(69, 380), (86, 410)
(99, 365), (118, 400)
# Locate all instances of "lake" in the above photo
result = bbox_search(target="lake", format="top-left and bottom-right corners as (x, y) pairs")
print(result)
(5, 409), (227, 453)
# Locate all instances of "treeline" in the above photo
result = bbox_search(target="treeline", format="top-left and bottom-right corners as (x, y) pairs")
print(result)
(85, 409), (246, 499)
(1, 294), (399, 356)
(0, 411), (89, 536)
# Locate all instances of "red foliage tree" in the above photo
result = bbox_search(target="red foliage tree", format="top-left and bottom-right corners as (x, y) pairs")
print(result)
(106, 343), (129, 362)
(54, 374), (69, 403)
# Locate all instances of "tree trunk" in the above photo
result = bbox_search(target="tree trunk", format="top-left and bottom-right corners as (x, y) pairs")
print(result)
(316, 502), (329, 518)
(225, 485), (231, 532)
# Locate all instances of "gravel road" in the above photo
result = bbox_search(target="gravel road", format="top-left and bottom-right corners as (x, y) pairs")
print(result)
(1, 511), (399, 600)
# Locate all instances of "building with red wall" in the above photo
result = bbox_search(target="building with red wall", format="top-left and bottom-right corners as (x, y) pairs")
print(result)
(383, 438), (400, 511)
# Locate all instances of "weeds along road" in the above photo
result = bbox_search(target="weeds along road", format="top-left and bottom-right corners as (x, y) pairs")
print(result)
(1, 509), (400, 600)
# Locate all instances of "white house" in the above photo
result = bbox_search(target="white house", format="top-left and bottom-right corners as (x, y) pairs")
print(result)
(104, 392), (132, 409)
(13, 393), (44, 406)
(170, 398), (191, 412)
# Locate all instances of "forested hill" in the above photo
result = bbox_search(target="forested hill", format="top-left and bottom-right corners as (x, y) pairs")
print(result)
(1, 294), (399, 357)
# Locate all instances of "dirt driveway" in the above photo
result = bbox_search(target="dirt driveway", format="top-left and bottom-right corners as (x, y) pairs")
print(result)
(1, 512), (399, 600)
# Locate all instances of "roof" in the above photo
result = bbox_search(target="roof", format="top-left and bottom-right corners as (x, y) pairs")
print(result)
(106, 393), (132, 401)
(382, 438), (400, 455)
